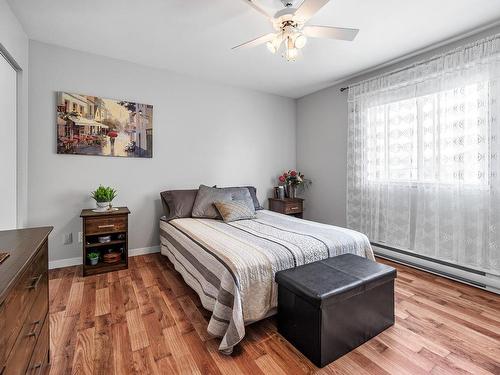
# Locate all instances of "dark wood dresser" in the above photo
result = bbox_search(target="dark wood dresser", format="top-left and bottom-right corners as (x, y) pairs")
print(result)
(0, 227), (52, 375)
(268, 198), (304, 218)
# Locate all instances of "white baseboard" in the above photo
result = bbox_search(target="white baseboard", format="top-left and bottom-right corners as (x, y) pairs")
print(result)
(48, 256), (82, 270)
(48, 245), (161, 270)
(129, 245), (160, 257)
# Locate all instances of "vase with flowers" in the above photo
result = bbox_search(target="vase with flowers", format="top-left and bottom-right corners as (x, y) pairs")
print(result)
(278, 170), (311, 199)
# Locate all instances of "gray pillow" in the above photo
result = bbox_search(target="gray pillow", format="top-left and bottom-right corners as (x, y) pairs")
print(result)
(160, 189), (198, 221)
(223, 187), (254, 208)
(192, 185), (233, 219)
(222, 186), (262, 210)
(192, 185), (255, 219)
(246, 186), (262, 210)
(214, 200), (256, 222)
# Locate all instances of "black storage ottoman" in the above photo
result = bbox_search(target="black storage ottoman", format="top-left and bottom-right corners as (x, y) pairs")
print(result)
(275, 253), (396, 367)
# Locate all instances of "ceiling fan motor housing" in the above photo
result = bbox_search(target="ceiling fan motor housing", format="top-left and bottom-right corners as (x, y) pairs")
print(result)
(280, 0), (294, 7)
(274, 7), (297, 20)
(273, 11), (305, 32)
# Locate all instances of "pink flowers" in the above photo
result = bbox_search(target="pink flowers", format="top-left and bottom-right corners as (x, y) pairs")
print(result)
(278, 170), (309, 187)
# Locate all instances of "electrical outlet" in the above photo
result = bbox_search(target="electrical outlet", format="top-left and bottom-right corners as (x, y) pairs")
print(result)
(63, 233), (73, 245)
(78, 232), (83, 243)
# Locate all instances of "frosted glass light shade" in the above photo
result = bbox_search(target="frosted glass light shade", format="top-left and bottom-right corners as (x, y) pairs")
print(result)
(295, 34), (307, 49)
(266, 41), (277, 53)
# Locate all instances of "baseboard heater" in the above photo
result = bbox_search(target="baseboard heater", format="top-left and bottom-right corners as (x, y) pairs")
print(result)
(371, 242), (500, 294)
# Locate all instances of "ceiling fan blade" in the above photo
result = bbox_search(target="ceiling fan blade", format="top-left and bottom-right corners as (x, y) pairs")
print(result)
(303, 25), (359, 41)
(232, 33), (276, 50)
(239, 0), (272, 19)
(294, 0), (330, 22)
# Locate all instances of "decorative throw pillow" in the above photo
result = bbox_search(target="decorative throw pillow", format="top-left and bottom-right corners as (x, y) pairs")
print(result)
(160, 189), (198, 221)
(214, 200), (256, 222)
(191, 185), (233, 219)
(223, 186), (262, 210)
(218, 187), (256, 211)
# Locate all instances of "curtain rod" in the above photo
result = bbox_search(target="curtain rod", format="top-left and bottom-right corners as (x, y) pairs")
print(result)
(334, 21), (500, 95)
(339, 31), (500, 94)
(339, 51), (446, 93)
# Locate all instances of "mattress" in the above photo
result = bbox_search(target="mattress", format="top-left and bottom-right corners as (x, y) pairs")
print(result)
(159, 209), (374, 354)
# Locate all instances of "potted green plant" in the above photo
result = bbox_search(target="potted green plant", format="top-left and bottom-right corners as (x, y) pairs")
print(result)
(91, 185), (117, 212)
(87, 252), (100, 266)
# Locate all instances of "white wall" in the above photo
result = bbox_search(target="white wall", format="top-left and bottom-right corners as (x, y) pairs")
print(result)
(297, 25), (500, 226)
(0, 0), (29, 227)
(296, 83), (348, 226)
(28, 41), (296, 264)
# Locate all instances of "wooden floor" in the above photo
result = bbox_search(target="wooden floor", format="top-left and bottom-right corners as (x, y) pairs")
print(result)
(47, 253), (500, 375)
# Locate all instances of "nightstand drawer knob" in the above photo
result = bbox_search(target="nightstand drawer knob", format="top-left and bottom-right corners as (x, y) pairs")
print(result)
(290, 206), (299, 210)
(98, 224), (115, 229)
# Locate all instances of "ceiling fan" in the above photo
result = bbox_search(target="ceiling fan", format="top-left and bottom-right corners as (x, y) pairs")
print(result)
(233, 0), (359, 61)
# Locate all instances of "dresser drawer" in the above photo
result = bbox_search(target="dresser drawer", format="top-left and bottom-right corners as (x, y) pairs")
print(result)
(85, 215), (127, 235)
(3, 243), (48, 360)
(284, 202), (303, 215)
(26, 317), (49, 375)
(3, 275), (48, 375)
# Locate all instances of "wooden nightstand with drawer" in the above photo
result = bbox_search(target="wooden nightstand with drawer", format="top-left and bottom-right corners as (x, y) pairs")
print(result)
(268, 198), (304, 218)
(80, 207), (130, 276)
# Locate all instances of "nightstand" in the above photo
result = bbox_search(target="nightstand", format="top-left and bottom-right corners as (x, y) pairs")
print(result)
(80, 207), (130, 276)
(268, 198), (304, 218)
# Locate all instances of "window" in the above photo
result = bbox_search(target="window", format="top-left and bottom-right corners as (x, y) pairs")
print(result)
(365, 82), (489, 186)
(347, 34), (500, 279)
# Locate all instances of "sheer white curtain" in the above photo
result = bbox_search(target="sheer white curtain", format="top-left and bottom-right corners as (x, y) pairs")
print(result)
(347, 34), (500, 275)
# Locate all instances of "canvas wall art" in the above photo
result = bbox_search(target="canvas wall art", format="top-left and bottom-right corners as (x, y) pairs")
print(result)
(56, 92), (153, 158)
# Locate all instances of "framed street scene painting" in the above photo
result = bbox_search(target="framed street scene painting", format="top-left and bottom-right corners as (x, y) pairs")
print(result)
(56, 92), (153, 158)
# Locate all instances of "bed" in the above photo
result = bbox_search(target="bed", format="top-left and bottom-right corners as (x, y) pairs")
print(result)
(159, 209), (374, 354)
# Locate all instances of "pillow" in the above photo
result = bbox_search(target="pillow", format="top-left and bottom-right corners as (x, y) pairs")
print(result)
(214, 200), (256, 222)
(191, 185), (233, 219)
(246, 186), (263, 210)
(221, 187), (256, 211)
(220, 186), (262, 210)
(160, 189), (198, 221)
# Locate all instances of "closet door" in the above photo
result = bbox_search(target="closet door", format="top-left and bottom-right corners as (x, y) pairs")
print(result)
(0, 53), (17, 230)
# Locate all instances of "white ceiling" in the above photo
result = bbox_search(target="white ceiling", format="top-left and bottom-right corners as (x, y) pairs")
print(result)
(8, 0), (500, 98)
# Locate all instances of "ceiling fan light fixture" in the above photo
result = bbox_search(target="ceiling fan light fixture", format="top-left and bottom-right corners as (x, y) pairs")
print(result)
(266, 41), (277, 54)
(284, 36), (298, 61)
(267, 33), (284, 54)
(285, 47), (298, 61)
(294, 33), (307, 49)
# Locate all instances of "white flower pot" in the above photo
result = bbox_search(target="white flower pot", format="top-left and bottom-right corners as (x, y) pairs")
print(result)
(95, 201), (110, 212)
